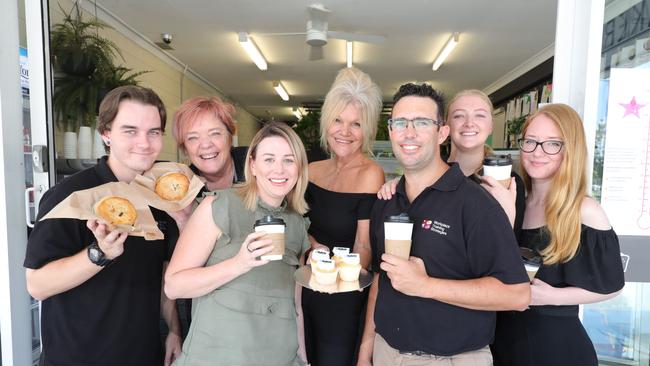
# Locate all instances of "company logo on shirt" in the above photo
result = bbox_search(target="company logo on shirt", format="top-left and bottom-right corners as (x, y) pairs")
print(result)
(422, 219), (449, 236)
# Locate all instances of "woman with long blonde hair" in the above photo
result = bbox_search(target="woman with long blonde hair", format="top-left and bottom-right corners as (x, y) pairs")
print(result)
(491, 104), (625, 366)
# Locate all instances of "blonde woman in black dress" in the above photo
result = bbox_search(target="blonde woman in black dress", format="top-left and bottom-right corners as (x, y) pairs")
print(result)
(302, 67), (384, 366)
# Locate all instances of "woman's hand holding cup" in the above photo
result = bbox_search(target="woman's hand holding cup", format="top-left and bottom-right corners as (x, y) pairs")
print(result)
(480, 175), (517, 227)
(234, 231), (274, 274)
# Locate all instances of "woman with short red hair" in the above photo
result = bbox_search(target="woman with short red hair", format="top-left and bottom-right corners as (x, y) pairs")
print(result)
(172, 96), (241, 191)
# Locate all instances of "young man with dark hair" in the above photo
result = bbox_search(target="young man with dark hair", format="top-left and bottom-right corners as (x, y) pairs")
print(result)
(357, 83), (530, 366)
(24, 85), (182, 366)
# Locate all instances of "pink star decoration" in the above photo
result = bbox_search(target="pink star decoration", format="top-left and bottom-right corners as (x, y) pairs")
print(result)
(620, 96), (645, 118)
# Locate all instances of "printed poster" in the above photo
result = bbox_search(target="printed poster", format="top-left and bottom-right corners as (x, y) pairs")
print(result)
(529, 90), (539, 114)
(522, 94), (531, 116)
(20, 47), (29, 93)
(601, 68), (650, 236)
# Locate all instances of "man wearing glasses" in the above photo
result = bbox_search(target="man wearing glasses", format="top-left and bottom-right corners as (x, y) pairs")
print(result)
(357, 83), (530, 366)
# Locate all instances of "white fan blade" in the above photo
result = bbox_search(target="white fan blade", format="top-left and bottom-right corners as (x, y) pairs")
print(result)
(256, 32), (307, 37)
(328, 31), (385, 44)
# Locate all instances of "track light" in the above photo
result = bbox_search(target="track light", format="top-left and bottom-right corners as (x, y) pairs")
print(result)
(292, 107), (302, 120)
(273, 82), (289, 101)
(238, 32), (268, 70)
(346, 41), (353, 68)
(432, 33), (459, 71)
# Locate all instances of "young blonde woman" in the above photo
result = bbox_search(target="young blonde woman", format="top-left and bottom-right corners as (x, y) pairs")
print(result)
(491, 104), (625, 366)
(301, 67), (385, 366)
(165, 122), (311, 366)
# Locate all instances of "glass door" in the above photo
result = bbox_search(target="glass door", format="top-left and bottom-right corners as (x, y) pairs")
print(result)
(24, 0), (57, 364)
(583, 1), (650, 365)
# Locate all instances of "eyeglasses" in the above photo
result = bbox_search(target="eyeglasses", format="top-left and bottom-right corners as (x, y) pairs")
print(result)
(518, 138), (564, 155)
(387, 117), (442, 132)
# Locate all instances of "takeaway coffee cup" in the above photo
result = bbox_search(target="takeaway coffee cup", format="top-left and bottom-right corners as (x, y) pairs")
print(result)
(384, 213), (414, 259)
(520, 247), (542, 281)
(254, 215), (285, 261)
(483, 154), (513, 189)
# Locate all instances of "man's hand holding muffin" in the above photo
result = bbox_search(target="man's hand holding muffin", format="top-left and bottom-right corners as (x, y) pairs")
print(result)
(86, 219), (129, 260)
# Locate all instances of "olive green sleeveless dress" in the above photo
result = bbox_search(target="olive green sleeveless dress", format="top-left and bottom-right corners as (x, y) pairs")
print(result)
(173, 189), (310, 366)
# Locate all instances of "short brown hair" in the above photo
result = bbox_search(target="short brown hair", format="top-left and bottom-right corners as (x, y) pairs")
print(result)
(97, 85), (167, 135)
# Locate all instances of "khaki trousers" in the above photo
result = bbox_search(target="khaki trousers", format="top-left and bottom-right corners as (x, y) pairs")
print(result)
(372, 334), (493, 366)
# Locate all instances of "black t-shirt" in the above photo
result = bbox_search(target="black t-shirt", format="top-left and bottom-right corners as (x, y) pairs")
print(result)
(24, 156), (176, 366)
(370, 163), (529, 356)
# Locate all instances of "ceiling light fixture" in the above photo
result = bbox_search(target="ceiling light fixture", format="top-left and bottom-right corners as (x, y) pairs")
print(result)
(432, 32), (459, 71)
(273, 82), (289, 101)
(238, 32), (268, 70)
(292, 107), (303, 120)
(346, 41), (353, 68)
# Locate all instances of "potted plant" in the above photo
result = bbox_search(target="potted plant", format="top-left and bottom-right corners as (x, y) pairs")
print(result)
(95, 64), (150, 109)
(506, 115), (527, 148)
(293, 111), (327, 162)
(50, 2), (119, 76)
(375, 114), (390, 141)
(50, 2), (148, 158)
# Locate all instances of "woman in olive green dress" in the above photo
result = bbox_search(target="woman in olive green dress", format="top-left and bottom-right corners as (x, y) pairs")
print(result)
(165, 122), (310, 366)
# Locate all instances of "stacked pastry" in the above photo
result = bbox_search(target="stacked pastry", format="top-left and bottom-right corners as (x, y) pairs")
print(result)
(331, 247), (349, 265)
(310, 247), (362, 285)
(338, 253), (361, 282)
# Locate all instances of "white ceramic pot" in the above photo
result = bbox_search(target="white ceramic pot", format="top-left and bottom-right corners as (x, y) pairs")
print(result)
(77, 126), (92, 159)
(63, 131), (78, 159)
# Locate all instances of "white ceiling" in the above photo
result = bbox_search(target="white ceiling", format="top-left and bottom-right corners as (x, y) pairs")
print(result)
(93, 0), (558, 121)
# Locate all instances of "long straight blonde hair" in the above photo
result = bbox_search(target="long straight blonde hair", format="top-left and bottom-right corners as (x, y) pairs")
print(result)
(521, 104), (587, 264)
(238, 122), (309, 215)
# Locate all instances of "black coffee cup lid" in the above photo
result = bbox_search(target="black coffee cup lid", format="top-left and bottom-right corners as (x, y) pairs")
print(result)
(385, 213), (412, 223)
(254, 215), (285, 226)
(520, 247), (542, 265)
(483, 154), (512, 166)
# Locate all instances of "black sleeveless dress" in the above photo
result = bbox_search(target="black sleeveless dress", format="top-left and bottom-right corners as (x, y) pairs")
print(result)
(491, 225), (625, 366)
(302, 182), (376, 366)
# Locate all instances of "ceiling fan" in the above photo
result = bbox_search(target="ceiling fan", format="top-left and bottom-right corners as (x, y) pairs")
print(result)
(258, 3), (385, 60)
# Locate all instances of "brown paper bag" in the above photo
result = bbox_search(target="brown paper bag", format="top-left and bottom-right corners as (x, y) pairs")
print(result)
(130, 162), (205, 212)
(40, 181), (164, 240)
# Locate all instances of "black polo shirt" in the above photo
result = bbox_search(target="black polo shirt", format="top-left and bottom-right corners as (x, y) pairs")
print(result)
(370, 163), (528, 356)
(24, 156), (177, 366)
